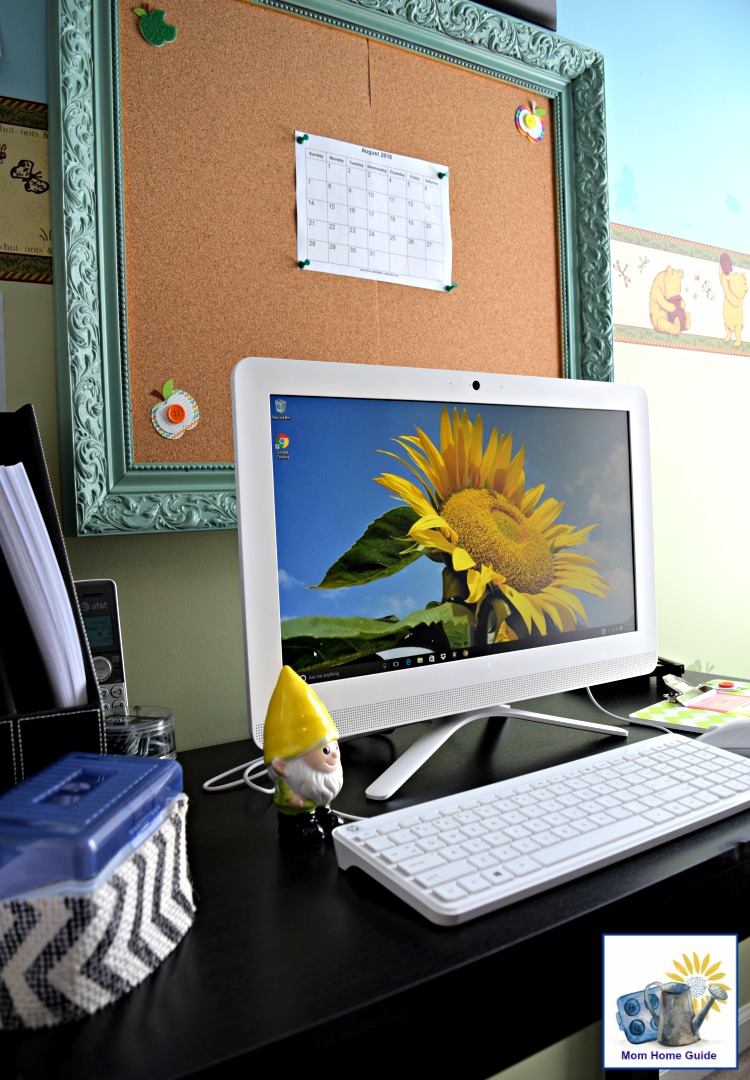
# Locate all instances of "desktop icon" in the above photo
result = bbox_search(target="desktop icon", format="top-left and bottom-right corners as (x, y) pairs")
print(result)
(274, 398), (287, 413)
(275, 433), (290, 450)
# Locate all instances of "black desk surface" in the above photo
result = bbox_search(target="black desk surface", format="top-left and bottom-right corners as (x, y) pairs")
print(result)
(6, 677), (750, 1079)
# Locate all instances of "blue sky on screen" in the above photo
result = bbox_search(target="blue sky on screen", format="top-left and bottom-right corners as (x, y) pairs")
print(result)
(271, 395), (635, 627)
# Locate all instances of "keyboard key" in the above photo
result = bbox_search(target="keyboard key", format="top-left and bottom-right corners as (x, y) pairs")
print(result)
(364, 835), (394, 852)
(458, 873), (493, 894)
(381, 843), (421, 863)
(415, 860), (475, 888)
(433, 882), (468, 902)
(468, 853), (497, 869)
(505, 856), (540, 876)
(511, 838), (541, 854)
(482, 866), (515, 885)
(462, 838), (489, 854)
(399, 852), (446, 874)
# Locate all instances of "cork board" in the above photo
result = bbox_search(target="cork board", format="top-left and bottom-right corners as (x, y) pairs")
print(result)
(52, 0), (612, 536)
(117, 0), (560, 466)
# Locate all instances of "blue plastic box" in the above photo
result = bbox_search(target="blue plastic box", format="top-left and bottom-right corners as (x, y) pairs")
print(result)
(0, 751), (183, 901)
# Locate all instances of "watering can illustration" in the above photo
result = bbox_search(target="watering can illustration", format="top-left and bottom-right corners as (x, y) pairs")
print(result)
(644, 981), (728, 1046)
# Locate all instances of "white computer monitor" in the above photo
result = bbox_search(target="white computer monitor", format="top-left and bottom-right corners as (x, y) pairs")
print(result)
(232, 357), (657, 798)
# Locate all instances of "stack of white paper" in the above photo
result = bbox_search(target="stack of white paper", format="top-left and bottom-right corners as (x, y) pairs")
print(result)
(0, 462), (87, 709)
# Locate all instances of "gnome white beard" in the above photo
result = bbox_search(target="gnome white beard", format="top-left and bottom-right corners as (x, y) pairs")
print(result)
(282, 755), (343, 806)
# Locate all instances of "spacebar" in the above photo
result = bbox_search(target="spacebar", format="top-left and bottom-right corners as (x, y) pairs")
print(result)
(534, 816), (650, 867)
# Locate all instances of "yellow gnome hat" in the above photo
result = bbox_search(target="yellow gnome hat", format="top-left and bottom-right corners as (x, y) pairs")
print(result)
(263, 666), (339, 764)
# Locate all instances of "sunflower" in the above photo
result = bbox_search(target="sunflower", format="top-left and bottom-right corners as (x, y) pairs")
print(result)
(375, 406), (610, 641)
(666, 952), (731, 1016)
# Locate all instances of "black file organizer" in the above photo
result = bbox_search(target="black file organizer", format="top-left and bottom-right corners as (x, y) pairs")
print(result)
(0, 404), (105, 794)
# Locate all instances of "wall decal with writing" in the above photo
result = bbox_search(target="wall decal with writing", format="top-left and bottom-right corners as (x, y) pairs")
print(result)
(0, 97), (52, 284)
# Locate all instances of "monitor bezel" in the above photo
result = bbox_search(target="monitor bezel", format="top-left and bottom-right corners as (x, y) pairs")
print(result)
(232, 356), (657, 750)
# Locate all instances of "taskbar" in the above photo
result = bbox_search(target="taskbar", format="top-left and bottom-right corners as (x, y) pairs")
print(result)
(296, 619), (636, 687)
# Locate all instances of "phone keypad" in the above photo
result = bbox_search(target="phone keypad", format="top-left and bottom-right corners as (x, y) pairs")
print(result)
(101, 682), (128, 714)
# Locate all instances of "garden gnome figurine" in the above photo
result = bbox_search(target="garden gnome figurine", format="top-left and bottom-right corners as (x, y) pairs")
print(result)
(263, 666), (344, 847)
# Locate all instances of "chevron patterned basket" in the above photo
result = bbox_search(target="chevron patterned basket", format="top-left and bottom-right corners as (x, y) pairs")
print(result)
(0, 794), (196, 1029)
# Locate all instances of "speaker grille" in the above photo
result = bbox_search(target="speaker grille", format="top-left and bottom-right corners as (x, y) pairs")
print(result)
(252, 651), (656, 747)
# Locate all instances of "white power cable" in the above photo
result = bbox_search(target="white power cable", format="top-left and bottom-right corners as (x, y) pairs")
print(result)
(202, 757), (272, 794)
(202, 757), (364, 820)
(586, 686), (674, 734)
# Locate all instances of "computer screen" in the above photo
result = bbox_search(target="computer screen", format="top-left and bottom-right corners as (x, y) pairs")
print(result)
(232, 357), (657, 794)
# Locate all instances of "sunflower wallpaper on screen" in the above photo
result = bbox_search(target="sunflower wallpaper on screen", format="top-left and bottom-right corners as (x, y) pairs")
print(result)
(270, 396), (637, 680)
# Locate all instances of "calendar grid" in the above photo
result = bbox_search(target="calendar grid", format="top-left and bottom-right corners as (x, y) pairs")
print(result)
(295, 132), (452, 292)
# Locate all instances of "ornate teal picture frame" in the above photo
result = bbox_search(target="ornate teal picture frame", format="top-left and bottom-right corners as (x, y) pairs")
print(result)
(48, 0), (611, 536)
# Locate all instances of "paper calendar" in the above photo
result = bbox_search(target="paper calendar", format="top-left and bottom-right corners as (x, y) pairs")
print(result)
(295, 132), (453, 292)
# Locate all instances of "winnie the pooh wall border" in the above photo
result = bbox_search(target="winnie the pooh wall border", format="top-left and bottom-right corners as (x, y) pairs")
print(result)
(649, 265), (691, 336)
(610, 224), (749, 355)
(719, 252), (748, 348)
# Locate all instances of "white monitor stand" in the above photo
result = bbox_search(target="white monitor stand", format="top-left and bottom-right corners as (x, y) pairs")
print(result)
(364, 704), (628, 800)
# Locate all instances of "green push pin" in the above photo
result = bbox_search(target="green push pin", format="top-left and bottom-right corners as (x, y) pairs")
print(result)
(445, 282), (458, 292)
(298, 259), (311, 269)
(297, 134), (309, 144)
(438, 170), (449, 179)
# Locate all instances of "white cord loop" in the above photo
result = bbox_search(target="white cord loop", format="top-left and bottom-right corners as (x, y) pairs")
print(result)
(202, 756), (363, 819)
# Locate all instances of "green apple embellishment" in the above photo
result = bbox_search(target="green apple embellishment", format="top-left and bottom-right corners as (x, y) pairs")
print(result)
(151, 379), (200, 440)
(134, 6), (177, 47)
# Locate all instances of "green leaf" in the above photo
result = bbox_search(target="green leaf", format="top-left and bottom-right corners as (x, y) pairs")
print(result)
(162, 378), (174, 400)
(313, 506), (421, 589)
(133, 7), (147, 15)
(281, 603), (471, 669)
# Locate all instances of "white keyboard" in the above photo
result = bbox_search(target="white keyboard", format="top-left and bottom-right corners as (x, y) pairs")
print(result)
(333, 733), (750, 926)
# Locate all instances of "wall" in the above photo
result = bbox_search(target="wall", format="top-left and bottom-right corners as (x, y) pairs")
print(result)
(2, 1), (749, 1078)
(0, 0), (250, 755)
(559, 0), (750, 680)
(4, 0), (748, 761)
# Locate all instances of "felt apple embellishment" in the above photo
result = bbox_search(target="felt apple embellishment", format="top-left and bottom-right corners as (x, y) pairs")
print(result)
(151, 379), (200, 440)
(134, 6), (178, 47)
(515, 101), (545, 143)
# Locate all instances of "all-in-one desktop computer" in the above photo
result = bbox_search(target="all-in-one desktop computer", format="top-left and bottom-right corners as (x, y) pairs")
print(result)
(232, 356), (658, 797)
